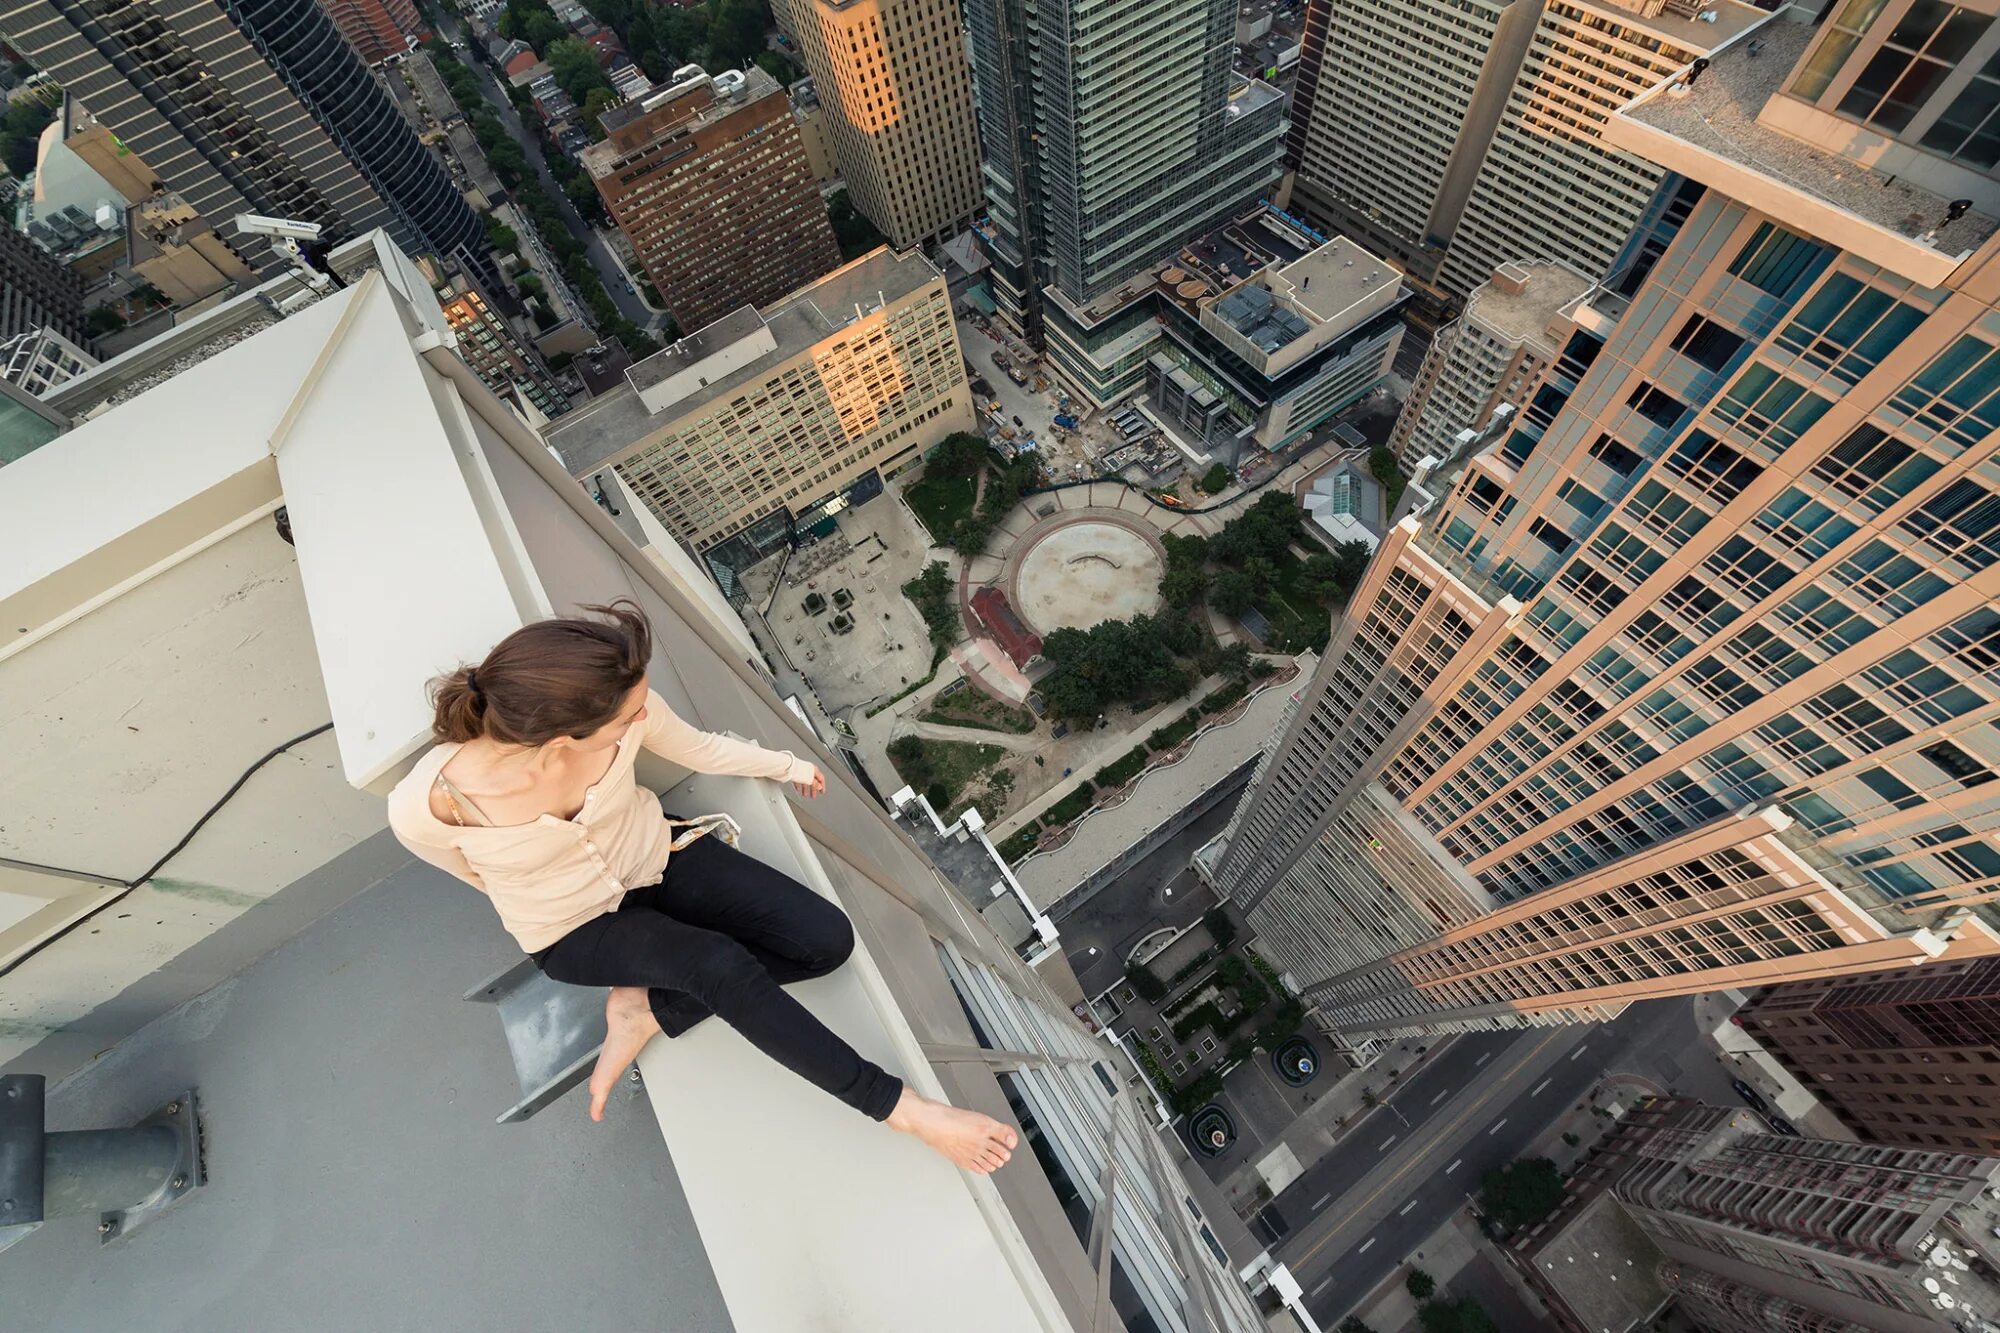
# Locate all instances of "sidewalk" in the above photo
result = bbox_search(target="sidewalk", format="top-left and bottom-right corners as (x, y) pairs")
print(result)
(1348, 1212), (1551, 1333)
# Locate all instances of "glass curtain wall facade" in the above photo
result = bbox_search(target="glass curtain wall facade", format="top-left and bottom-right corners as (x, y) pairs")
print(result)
(1205, 23), (2000, 1044)
(964, 0), (1285, 345)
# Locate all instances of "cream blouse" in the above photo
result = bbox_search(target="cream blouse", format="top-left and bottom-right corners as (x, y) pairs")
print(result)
(387, 690), (814, 951)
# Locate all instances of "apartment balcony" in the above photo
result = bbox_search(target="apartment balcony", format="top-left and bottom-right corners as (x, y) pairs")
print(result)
(0, 236), (1276, 1331)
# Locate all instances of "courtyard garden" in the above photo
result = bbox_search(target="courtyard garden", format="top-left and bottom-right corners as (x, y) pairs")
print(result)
(885, 734), (1015, 821)
(1156, 493), (1373, 653)
(1118, 918), (1306, 1118)
(920, 682), (1038, 734)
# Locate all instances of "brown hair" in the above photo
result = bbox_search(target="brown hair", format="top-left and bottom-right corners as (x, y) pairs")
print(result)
(430, 601), (653, 745)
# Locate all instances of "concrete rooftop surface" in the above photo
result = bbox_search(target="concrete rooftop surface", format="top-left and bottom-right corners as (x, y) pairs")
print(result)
(1625, 16), (1999, 255)
(1462, 261), (1597, 350)
(6, 848), (736, 1333)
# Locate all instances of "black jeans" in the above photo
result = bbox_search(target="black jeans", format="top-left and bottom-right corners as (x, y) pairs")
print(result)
(533, 832), (903, 1121)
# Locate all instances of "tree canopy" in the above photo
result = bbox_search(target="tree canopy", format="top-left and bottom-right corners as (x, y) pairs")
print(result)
(1417, 1298), (1498, 1333)
(1478, 1157), (1567, 1230)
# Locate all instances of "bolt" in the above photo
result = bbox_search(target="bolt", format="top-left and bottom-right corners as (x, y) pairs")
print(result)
(628, 1068), (642, 1083)
(3, 1085), (15, 1098)
(99, 1220), (116, 1234)
(1, 1199), (12, 1213)
(171, 1175), (187, 1190)
(165, 1101), (180, 1115)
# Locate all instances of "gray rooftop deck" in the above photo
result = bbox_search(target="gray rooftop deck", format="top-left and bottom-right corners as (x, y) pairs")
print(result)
(3, 836), (732, 1333)
(1626, 18), (1999, 254)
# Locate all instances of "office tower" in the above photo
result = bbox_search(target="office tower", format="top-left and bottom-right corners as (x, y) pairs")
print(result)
(546, 246), (977, 579)
(1283, 0), (1770, 306)
(0, 227), (1281, 1331)
(1389, 260), (1595, 473)
(1739, 958), (2000, 1155)
(0, 0), (483, 276)
(0, 326), (96, 395)
(435, 274), (570, 420)
(317, 0), (420, 65)
(1511, 1098), (2000, 1333)
(964, 0), (1285, 349)
(586, 66), (840, 335)
(1203, 10), (2000, 1047)
(1616, 1100), (2000, 1332)
(775, 0), (982, 249)
(0, 224), (85, 344)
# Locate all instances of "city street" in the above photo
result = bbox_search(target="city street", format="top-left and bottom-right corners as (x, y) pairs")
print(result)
(431, 12), (662, 333)
(1274, 997), (1742, 1325)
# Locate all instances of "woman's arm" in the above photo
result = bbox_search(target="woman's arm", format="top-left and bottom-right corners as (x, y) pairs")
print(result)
(397, 833), (488, 891)
(639, 689), (821, 790)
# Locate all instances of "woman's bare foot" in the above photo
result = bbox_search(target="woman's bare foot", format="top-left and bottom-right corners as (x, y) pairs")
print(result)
(886, 1089), (1018, 1173)
(589, 987), (661, 1122)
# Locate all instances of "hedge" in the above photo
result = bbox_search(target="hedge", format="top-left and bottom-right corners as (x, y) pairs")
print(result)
(1039, 781), (1096, 829)
(1147, 707), (1203, 752)
(996, 824), (1041, 863)
(1093, 744), (1151, 792)
(1199, 681), (1248, 716)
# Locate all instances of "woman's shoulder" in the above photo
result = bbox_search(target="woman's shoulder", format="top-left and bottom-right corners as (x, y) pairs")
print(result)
(386, 744), (458, 835)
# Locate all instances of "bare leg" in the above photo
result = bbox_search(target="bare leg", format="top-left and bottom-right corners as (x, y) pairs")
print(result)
(886, 1089), (1019, 1173)
(590, 986), (661, 1122)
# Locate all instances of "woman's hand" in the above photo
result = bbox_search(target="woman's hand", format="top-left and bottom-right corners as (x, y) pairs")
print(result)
(793, 766), (826, 800)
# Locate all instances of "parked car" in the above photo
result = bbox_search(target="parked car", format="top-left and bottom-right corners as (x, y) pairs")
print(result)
(1762, 1113), (1801, 1136)
(1731, 1078), (1770, 1114)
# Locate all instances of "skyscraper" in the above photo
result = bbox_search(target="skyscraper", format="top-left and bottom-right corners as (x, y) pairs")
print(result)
(1204, 10), (2000, 1049)
(1740, 958), (2000, 1155)
(0, 0), (483, 275)
(1513, 1098), (2000, 1333)
(0, 224), (86, 345)
(1614, 1100), (2000, 1333)
(1282, 0), (1771, 306)
(545, 247), (975, 575)
(1388, 259), (1596, 472)
(585, 66), (840, 334)
(316, 0), (421, 65)
(964, 0), (1285, 347)
(775, 0), (983, 250)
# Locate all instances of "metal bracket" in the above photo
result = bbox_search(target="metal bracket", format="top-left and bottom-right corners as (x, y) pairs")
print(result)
(99, 1091), (203, 1245)
(464, 959), (608, 1124)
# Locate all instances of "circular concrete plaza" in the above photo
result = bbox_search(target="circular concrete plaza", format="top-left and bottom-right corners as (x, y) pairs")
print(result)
(1009, 512), (1165, 635)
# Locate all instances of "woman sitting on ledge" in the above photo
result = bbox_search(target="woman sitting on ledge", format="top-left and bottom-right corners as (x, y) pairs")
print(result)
(388, 601), (1016, 1174)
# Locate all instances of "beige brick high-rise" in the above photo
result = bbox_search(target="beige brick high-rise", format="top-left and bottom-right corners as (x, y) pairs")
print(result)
(776, 0), (982, 250)
(1204, 8), (2000, 1051)
(544, 247), (976, 576)
(1283, 0), (1771, 306)
(585, 67), (840, 334)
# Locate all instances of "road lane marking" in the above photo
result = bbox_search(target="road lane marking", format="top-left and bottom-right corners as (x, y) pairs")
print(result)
(1569, 1048), (1586, 1061)
(1313, 1193), (1332, 1211)
(1286, 1031), (1568, 1270)
(1357, 1237), (1376, 1254)
(1446, 1159), (1462, 1174)
(1475, 1051), (1492, 1066)
(1310, 1277), (1332, 1298)
(1532, 1079), (1551, 1096)
(1399, 1199), (1418, 1216)
(1379, 1135), (1397, 1150)
(1431, 1089), (1448, 1105)
(1488, 1118), (1508, 1136)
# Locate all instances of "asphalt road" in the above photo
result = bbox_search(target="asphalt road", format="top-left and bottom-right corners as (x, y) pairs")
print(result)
(1273, 997), (1739, 1324)
(432, 14), (662, 333)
